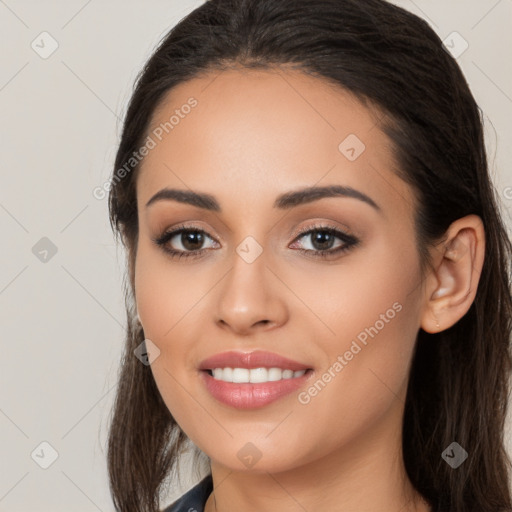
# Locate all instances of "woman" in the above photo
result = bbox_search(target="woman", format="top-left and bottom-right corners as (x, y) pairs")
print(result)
(106, 0), (512, 511)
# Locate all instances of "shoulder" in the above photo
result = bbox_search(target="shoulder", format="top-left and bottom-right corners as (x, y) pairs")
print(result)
(161, 474), (213, 512)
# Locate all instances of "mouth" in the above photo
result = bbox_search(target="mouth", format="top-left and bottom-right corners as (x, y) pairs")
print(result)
(197, 350), (314, 407)
(199, 366), (315, 409)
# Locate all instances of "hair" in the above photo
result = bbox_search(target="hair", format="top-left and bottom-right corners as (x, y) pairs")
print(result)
(106, 0), (512, 511)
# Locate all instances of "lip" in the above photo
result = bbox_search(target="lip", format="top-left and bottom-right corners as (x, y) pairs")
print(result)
(198, 350), (313, 371)
(199, 368), (314, 409)
(198, 350), (314, 409)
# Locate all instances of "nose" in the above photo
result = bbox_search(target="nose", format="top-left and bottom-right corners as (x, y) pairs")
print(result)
(214, 248), (288, 336)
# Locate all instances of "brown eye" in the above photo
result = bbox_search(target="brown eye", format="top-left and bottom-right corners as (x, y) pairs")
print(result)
(290, 224), (359, 259)
(179, 231), (206, 251)
(152, 224), (218, 260)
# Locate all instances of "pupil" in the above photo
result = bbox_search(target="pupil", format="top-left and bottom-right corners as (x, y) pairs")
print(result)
(313, 231), (333, 250)
(182, 231), (203, 251)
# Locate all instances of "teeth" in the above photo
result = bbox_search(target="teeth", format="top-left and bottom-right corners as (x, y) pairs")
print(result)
(210, 367), (307, 383)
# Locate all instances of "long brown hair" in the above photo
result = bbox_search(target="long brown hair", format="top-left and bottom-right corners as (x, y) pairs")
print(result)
(106, 0), (512, 510)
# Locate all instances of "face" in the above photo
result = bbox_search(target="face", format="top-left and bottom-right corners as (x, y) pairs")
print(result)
(134, 67), (426, 473)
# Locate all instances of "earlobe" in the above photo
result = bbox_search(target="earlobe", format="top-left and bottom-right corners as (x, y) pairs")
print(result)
(420, 215), (485, 334)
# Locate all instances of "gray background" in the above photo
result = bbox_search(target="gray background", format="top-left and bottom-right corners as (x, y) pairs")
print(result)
(1, 1), (511, 510)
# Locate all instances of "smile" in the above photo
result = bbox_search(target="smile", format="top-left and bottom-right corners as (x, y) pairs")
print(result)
(206, 367), (308, 383)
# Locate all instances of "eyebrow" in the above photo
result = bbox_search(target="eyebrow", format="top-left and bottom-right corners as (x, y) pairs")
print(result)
(145, 185), (380, 211)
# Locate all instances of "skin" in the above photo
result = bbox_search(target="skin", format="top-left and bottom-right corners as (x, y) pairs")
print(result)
(133, 67), (485, 512)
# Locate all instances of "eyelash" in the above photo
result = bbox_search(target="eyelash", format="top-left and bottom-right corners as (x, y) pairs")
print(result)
(152, 222), (359, 261)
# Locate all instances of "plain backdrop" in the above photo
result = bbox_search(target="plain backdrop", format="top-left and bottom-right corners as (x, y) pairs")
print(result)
(1, 1), (511, 510)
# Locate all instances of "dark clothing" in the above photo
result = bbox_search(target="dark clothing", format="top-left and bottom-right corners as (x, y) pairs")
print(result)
(162, 474), (213, 512)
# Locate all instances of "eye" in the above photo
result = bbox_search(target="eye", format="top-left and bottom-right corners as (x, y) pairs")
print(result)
(151, 222), (359, 261)
(151, 224), (219, 260)
(289, 223), (359, 259)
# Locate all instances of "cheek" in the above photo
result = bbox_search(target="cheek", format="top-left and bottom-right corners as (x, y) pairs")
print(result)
(297, 237), (422, 411)
(134, 240), (205, 340)
(291, 294), (420, 460)
(133, 246), (202, 418)
(289, 230), (421, 345)
(338, 239), (422, 372)
(134, 242), (213, 397)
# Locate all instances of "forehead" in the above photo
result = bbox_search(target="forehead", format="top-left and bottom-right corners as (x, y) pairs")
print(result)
(136, 67), (415, 220)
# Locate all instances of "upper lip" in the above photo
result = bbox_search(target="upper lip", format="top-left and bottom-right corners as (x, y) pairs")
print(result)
(198, 350), (312, 371)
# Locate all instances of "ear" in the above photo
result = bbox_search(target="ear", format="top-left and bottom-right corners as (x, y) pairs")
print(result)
(420, 214), (485, 333)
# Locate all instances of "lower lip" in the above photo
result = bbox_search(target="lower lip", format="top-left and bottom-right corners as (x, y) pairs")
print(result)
(199, 370), (313, 409)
